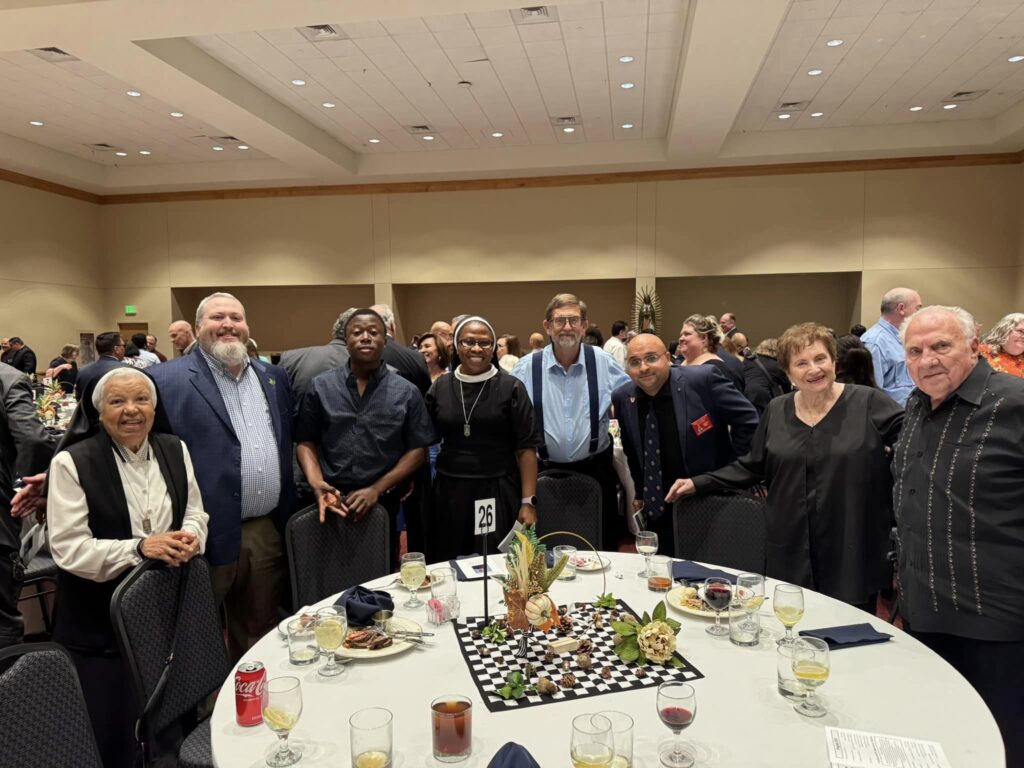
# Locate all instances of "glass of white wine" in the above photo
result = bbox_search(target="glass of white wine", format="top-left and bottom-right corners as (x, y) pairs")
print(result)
(263, 676), (302, 767)
(791, 637), (830, 718)
(570, 713), (614, 768)
(635, 530), (658, 578)
(773, 584), (805, 646)
(314, 606), (347, 677)
(401, 552), (427, 609)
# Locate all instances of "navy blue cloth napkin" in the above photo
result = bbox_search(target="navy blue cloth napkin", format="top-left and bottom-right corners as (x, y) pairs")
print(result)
(672, 560), (736, 584)
(799, 623), (893, 650)
(487, 742), (541, 768)
(335, 585), (394, 627)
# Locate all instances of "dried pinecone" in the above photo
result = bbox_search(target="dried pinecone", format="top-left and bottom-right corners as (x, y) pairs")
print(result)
(610, 610), (621, 620)
(558, 605), (569, 616)
(559, 673), (577, 688)
(470, 629), (482, 640)
(494, 617), (508, 630)
(594, 614), (605, 629)
(634, 667), (647, 679)
(561, 658), (571, 672)
(543, 651), (556, 665)
(577, 653), (592, 670)
(600, 666), (613, 679)
(479, 645), (491, 657)
(577, 638), (594, 653)
(537, 677), (558, 695)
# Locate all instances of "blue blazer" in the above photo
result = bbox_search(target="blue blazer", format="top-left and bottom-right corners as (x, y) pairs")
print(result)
(148, 349), (294, 565)
(612, 365), (758, 498)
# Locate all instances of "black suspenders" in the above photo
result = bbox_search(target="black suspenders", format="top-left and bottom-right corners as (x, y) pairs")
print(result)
(532, 344), (600, 462)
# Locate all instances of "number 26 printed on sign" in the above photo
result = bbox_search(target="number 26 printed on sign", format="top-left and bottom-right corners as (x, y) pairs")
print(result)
(474, 497), (496, 536)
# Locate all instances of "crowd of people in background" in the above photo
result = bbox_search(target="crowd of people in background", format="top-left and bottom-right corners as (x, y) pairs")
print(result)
(1, 286), (1024, 765)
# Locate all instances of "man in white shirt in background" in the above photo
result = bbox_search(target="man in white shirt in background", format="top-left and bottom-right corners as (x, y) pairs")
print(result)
(603, 320), (629, 367)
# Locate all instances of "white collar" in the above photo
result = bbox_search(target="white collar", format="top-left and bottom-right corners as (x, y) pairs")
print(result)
(454, 365), (498, 383)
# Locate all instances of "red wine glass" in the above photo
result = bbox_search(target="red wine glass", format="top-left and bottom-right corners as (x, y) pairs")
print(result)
(657, 681), (696, 768)
(702, 577), (732, 637)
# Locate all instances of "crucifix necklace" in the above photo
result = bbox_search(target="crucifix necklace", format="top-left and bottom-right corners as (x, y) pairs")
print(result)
(459, 378), (489, 437)
(119, 444), (155, 534)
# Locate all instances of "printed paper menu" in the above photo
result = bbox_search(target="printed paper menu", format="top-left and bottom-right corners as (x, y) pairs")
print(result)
(825, 727), (952, 768)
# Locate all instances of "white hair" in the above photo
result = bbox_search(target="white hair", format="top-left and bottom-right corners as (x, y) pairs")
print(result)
(92, 368), (157, 413)
(900, 305), (977, 345)
(195, 291), (242, 326)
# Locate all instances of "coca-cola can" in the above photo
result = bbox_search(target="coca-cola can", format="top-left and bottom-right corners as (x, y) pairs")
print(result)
(234, 661), (267, 727)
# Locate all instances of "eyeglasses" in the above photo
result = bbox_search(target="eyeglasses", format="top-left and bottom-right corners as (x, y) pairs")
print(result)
(550, 316), (583, 328)
(1011, 328), (1024, 338)
(458, 339), (494, 350)
(626, 353), (666, 370)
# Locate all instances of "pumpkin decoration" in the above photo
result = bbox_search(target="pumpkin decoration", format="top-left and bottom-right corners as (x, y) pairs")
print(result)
(525, 593), (557, 631)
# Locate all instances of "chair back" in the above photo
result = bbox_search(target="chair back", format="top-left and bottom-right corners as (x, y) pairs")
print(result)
(111, 557), (229, 740)
(535, 470), (603, 550)
(0, 642), (103, 768)
(286, 504), (391, 608)
(672, 493), (767, 573)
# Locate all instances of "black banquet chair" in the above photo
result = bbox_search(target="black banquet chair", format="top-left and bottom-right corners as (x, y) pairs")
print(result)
(110, 556), (229, 768)
(286, 503), (391, 608)
(535, 469), (603, 550)
(18, 552), (59, 635)
(0, 642), (103, 768)
(672, 492), (767, 574)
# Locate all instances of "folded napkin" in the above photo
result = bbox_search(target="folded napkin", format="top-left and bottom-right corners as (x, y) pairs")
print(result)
(672, 560), (736, 584)
(487, 742), (541, 768)
(335, 585), (394, 627)
(799, 623), (893, 650)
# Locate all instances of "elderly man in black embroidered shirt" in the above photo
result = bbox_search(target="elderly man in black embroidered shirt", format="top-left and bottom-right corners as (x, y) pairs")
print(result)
(295, 309), (436, 568)
(894, 305), (1024, 765)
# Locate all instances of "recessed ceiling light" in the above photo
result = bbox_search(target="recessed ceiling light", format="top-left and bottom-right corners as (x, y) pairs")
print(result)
(807, 69), (823, 76)
(291, 79), (306, 86)
(943, 103), (958, 110)
(491, 131), (504, 138)
(238, 145), (249, 150)
(620, 82), (635, 89)
(826, 39), (844, 47)
(212, 146), (224, 151)
(114, 151), (127, 157)
(563, 126), (576, 133)
(28, 120), (43, 127)
(169, 111), (184, 118)
(778, 113), (791, 120)
(1009, 55), (1024, 63)
(368, 138), (381, 144)
(422, 135), (435, 141)
(138, 149), (151, 155)
(619, 55), (634, 63)
(126, 90), (141, 97)
(621, 123), (634, 129)
(322, 102), (336, 109)
(811, 112), (824, 118)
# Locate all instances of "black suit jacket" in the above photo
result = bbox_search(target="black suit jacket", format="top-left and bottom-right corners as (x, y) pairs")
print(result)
(8, 347), (36, 376)
(612, 365), (758, 499)
(383, 336), (430, 394)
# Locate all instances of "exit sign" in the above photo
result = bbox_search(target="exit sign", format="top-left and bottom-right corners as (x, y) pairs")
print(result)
(124, 305), (137, 315)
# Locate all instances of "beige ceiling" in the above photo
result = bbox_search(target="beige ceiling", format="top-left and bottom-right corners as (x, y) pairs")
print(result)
(1, 0), (1024, 194)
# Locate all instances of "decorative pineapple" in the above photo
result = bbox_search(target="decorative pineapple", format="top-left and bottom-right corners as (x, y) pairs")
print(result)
(501, 527), (567, 631)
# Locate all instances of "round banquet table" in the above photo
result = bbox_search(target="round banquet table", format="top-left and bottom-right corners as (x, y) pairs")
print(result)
(210, 552), (1004, 767)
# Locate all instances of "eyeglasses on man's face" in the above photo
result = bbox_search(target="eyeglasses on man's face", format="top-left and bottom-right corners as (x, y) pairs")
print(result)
(550, 316), (583, 329)
(626, 353), (667, 370)
(459, 338), (494, 350)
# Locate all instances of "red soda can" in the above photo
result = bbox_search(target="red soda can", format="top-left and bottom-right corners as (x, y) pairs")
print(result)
(234, 661), (267, 727)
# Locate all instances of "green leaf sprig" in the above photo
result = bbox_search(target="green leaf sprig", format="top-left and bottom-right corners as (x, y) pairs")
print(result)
(593, 592), (616, 609)
(497, 670), (536, 700)
(481, 621), (507, 645)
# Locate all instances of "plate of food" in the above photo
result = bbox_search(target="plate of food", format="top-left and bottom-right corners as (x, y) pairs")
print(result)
(277, 608), (317, 639)
(336, 617), (424, 660)
(569, 553), (611, 572)
(666, 585), (745, 619)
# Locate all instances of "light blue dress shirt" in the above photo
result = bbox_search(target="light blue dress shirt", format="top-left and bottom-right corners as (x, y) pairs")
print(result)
(861, 318), (914, 406)
(511, 344), (630, 463)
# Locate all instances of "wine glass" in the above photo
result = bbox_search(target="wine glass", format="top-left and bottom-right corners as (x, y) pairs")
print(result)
(791, 637), (830, 718)
(773, 584), (805, 646)
(401, 552), (427, 608)
(314, 607), (347, 678)
(263, 676), (303, 767)
(657, 682), (696, 768)
(569, 713), (613, 768)
(635, 530), (658, 578)
(735, 573), (765, 613)
(702, 577), (732, 637)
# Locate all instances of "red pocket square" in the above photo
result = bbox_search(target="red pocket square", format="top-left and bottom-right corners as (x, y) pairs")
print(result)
(691, 414), (713, 435)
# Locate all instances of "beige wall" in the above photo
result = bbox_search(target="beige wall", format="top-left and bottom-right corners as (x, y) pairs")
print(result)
(5, 163), (1024, 360)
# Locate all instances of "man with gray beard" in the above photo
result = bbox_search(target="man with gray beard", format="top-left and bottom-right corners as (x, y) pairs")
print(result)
(148, 292), (294, 661)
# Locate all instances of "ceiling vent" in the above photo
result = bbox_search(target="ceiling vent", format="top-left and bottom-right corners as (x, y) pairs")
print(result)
(296, 24), (348, 42)
(85, 142), (119, 152)
(776, 100), (809, 112)
(515, 6), (559, 24)
(550, 115), (580, 126)
(943, 89), (986, 102)
(404, 124), (435, 134)
(28, 46), (80, 63)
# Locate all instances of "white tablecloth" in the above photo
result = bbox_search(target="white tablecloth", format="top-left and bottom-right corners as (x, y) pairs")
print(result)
(211, 553), (1003, 767)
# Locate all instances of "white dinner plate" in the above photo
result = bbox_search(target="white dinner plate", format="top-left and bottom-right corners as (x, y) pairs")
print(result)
(336, 617), (423, 660)
(277, 607), (317, 639)
(665, 586), (745, 619)
(570, 554), (611, 572)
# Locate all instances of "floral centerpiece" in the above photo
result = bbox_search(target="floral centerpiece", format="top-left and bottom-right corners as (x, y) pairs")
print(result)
(495, 526), (568, 631)
(612, 601), (684, 667)
(34, 381), (64, 424)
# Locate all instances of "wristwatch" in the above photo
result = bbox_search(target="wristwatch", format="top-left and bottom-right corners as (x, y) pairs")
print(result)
(520, 495), (537, 507)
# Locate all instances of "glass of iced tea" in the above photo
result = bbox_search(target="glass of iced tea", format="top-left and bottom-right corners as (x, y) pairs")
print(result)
(647, 555), (672, 592)
(431, 695), (472, 763)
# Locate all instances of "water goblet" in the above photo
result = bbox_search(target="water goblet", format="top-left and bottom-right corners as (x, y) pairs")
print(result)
(773, 584), (805, 646)
(314, 607), (346, 677)
(702, 577), (732, 637)
(263, 676), (302, 767)
(791, 637), (830, 718)
(635, 530), (658, 578)
(569, 713), (613, 767)
(657, 682), (696, 768)
(400, 552), (427, 608)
